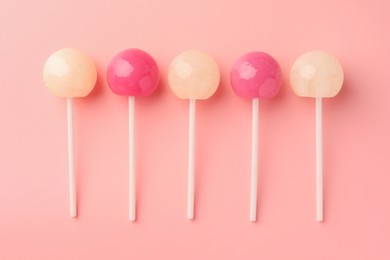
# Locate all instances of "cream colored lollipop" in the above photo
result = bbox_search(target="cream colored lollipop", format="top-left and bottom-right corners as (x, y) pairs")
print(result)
(168, 50), (220, 99)
(168, 50), (220, 219)
(290, 51), (343, 221)
(290, 51), (343, 98)
(43, 48), (97, 217)
(43, 48), (97, 97)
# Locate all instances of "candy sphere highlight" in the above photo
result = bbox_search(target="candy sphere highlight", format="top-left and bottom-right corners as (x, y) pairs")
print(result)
(168, 50), (220, 100)
(107, 49), (160, 96)
(230, 51), (282, 99)
(43, 48), (97, 97)
(290, 51), (344, 98)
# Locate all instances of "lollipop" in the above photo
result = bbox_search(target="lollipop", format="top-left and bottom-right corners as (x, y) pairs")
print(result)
(43, 48), (97, 217)
(107, 49), (159, 221)
(290, 50), (343, 221)
(168, 50), (220, 219)
(230, 51), (282, 222)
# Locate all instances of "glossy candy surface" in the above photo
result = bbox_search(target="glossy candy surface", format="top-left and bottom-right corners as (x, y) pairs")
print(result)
(168, 50), (220, 100)
(290, 51), (343, 98)
(107, 49), (159, 96)
(43, 48), (97, 97)
(230, 52), (282, 99)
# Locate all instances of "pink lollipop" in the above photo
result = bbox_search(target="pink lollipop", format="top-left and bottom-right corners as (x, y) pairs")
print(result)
(107, 49), (159, 221)
(231, 51), (282, 221)
(43, 48), (97, 217)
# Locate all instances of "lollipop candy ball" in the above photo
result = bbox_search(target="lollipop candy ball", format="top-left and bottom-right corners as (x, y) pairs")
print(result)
(43, 48), (97, 97)
(230, 52), (282, 99)
(107, 49), (160, 97)
(168, 50), (220, 100)
(290, 51), (344, 98)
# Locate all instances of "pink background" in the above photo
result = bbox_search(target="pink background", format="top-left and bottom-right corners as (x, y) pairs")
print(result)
(1, 0), (389, 259)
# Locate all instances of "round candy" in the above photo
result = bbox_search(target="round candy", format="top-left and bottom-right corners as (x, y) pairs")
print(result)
(230, 51), (282, 99)
(43, 48), (97, 97)
(107, 49), (159, 96)
(168, 50), (220, 100)
(290, 51), (344, 98)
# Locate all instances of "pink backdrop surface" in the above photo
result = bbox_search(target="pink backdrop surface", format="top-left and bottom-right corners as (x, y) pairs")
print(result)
(1, 0), (389, 259)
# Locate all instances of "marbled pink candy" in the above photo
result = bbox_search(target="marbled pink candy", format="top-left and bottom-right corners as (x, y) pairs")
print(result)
(230, 52), (282, 99)
(107, 49), (159, 96)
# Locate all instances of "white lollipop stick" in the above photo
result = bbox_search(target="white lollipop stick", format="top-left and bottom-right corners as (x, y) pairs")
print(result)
(129, 96), (136, 221)
(316, 97), (323, 221)
(250, 98), (259, 222)
(67, 97), (76, 218)
(187, 98), (196, 219)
